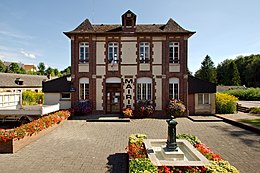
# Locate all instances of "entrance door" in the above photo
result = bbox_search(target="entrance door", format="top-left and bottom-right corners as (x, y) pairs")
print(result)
(106, 83), (121, 113)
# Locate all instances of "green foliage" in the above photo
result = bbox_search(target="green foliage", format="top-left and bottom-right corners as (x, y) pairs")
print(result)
(217, 60), (241, 86)
(195, 55), (217, 83)
(223, 88), (260, 101)
(229, 61), (241, 86)
(205, 160), (240, 173)
(37, 62), (46, 75)
(59, 66), (71, 76)
(129, 158), (158, 173)
(9, 63), (21, 73)
(45, 67), (55, 76)
(236, 54), (260, 87)
(216, 93), (238, 114)
(176, 134), (201, 145)
(22, 90), (44, 105)
(249, 107), (260, 114)
(129, 134), (147, 145)
(0, 60), (7, 72)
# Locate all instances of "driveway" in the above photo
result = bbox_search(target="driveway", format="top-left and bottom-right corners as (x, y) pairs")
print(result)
(0, 118), (259, 173)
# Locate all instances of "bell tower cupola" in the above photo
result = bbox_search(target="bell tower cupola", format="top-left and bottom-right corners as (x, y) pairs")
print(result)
(122, 10), (137, 32)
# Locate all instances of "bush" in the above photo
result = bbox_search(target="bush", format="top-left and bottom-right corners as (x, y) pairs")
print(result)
(205, 160), (240, 173)
(176, 134), (201, 145)
(223, 88), (260, 101)
(129, 158), (158, 173)
(72, 100), (92, 115)
(22, 90), (44, 105)
(135, 100), (154, 118)
(249, 107), (260, 114)
(127, 134), (147, 159)
(129, 134), (147, 145)
(216, 93), (238, 114)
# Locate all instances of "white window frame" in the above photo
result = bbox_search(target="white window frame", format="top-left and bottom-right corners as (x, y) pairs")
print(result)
(79, 78), (89, 100)
(60, 93), (71, 100)
(169, 42), (179, 63)
(136, 77), (152, 101)
(108, 42), (119, 64)
(169, 78), (179, 99)
(79, 42), (89, 63)
(198, 93), (210, 105)
(139, 42), (150, 63)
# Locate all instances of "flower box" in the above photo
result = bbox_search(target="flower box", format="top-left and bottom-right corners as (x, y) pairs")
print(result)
(0, 121), (65, 154)
(0, 110), (70, 154)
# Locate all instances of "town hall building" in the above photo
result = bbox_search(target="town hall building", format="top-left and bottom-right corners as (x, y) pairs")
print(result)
(43, 10), (216, 116)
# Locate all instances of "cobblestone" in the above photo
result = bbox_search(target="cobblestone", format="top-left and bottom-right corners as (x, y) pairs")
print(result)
(0, 118), (259, 173)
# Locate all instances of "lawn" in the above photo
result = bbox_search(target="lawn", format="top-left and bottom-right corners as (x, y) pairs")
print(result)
(240, 119), (260, 127)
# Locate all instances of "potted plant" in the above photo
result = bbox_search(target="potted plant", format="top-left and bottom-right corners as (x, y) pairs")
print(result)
(135, 100), (154, 118)
(122, 107), (133, 118)
(72, 100), (93, 115)
(167, 99), (186, 117)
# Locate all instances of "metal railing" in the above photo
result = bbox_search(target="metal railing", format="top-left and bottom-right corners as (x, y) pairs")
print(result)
(0, 92), (21, 108)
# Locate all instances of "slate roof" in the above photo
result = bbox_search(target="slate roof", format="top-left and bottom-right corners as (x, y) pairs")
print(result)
(0, 73), (48, 88)
(42, 76), (71, 93)
(64, 17), (195, 36)
(188, 75), (216, 94)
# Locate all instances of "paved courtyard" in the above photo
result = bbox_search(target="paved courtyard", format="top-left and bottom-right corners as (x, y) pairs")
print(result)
(0, 118), (259, 173)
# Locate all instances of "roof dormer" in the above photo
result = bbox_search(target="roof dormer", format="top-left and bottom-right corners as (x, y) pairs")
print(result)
(121, 10), (136, 32)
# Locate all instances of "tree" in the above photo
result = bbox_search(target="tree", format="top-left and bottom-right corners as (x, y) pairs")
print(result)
(229, 61), (241, 86)
(217, 59), (232, 85)
(0, 60), (6, 72)
(195, 55), (217, 83)
(45, 67), (55, 76)
(53, 68), (60, 76)
(60, 66), (71, 76)
(19, 67), (26, 74)
(246, 56), (260, 87)
(37, 62), (45, 75)
(9, 63), (20, 73)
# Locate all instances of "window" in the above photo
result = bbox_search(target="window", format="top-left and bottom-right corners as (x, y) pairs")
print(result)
(169, 78), (179, 99)
(108, 42), (118, 64)
(79, 42), (89, 63)
(169, 42), (179, 63)
(139, 42), (150, 63)
(79, 78), (89, 100)
(198, 93), (210, 104)
(136, 78), (152, 100)
(61, 93), (71, 100)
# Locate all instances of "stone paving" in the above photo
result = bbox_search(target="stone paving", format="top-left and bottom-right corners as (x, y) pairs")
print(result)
(0, 118), (259, 173)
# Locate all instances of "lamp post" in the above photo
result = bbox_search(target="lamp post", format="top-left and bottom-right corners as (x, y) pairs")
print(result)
(166, 116), (178, 151)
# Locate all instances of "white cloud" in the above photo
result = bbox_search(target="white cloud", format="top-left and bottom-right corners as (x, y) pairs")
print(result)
(0, 30), (33, 40)
(21, 50), (36, 59)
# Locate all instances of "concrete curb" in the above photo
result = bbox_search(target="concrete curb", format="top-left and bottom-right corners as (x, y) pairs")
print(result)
(214, 114), (260, 134)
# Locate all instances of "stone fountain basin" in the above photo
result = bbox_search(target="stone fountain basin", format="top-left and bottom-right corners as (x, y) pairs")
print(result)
(144, 139), (209, 167)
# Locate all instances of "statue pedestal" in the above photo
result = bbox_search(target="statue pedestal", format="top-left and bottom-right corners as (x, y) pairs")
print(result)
(161, 145), (184, 161)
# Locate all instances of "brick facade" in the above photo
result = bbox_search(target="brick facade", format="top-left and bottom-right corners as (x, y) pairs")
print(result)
(64, 10), (195, 117)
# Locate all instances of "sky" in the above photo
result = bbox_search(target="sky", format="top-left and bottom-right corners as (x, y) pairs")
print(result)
(0, 0), (259, 73)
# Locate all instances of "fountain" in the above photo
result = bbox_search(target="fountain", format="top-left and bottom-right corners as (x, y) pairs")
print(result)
(143, 116), (209, 166)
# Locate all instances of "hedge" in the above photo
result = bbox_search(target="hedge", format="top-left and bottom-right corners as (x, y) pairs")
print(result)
(223, 88), (260, 101)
